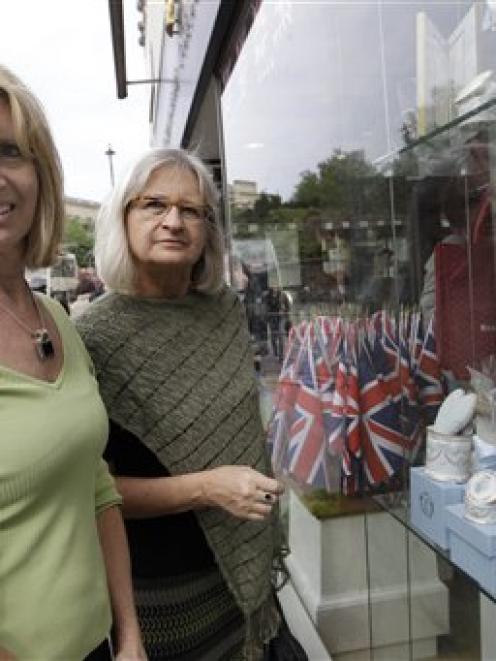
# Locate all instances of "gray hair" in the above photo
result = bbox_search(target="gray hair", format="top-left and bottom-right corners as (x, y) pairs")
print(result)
(96, 148), (225, 294)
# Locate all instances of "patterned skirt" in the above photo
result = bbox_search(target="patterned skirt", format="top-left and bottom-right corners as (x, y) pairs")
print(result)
(133, 567), (245, 660)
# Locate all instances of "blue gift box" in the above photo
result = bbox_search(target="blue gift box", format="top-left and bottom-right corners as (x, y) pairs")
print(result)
(445, 503), (496, 597)
(410, 467), (465, 549)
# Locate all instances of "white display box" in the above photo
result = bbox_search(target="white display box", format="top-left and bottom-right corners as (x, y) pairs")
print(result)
(446, 503), (496, 598)
(410, 466), (466, 549)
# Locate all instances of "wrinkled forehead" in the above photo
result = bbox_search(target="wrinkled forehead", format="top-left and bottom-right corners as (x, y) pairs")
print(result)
(142, 164), (204, 201)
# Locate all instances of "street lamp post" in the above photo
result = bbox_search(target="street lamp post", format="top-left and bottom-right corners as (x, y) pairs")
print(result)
(105, 144), (116, 187)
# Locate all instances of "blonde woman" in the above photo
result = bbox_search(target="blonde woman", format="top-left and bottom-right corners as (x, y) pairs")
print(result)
(0, 65), (145, 661)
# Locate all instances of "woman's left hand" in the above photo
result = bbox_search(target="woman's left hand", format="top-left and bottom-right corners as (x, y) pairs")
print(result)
(202, 465), (284, 520)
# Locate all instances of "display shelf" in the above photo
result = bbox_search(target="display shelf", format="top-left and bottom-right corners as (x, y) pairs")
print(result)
(371, 493), (496, 605)
(373, 95), (496, 171)
(400, 96), (496, 154)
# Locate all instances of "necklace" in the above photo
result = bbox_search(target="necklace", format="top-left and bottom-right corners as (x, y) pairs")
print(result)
(0, 286), (55, 361)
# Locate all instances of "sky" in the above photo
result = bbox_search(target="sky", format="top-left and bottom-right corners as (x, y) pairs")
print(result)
(0, 0), (150, 203)
(221, 1), (484, 201)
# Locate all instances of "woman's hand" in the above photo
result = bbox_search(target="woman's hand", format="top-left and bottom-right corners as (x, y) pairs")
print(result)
(203, 466), (284, 520)
(97, 507), (147, 661)
(0, 647), (16, 661)
(114, 640), (148, 661)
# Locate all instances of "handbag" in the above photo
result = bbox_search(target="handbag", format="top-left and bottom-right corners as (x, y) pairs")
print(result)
(263, 596), (308, 661)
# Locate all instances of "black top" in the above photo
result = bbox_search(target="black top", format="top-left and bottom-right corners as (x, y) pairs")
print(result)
(105, 421), (216, 578)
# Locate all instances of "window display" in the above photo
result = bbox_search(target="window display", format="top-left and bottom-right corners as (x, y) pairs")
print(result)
(222, 0), (496, 502)
(219, 1), (496, 657)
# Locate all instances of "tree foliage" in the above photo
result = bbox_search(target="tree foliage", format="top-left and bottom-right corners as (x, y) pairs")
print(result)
(253, 192), (282, 218)
(292, 149), (384, 215)
(64, 217), (94, 267)
(230, 149), (394, 252)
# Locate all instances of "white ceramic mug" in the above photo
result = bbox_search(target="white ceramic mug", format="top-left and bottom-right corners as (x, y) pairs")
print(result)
(425, 426), (472, 483)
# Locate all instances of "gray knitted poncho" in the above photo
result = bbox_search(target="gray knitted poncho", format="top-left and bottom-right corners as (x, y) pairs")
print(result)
(76, 287), (280, 658)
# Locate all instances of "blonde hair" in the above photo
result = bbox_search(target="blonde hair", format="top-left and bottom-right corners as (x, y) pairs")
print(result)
(96, 148), (225, 294)
(0, 65), (64, 268)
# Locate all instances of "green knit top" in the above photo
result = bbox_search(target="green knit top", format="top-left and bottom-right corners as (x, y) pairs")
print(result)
(77, 287), (281, 658)
(0, 294), (121, 660)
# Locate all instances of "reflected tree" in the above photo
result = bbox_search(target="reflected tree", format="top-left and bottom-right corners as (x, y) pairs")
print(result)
(64, 217), (94, 267)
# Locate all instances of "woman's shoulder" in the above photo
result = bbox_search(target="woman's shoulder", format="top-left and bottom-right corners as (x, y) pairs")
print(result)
(190, 286), (245, 325)
(219, 286), (247, 319)
(205, 285), (242, 311)
(75, 292), (121, 330)
(74, 293), (131, 358)
(76, 287), (242, 333)
(217, 285), (239, 304)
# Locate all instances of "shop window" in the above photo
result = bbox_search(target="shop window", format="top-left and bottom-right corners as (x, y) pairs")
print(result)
(221, 0), (496, 501)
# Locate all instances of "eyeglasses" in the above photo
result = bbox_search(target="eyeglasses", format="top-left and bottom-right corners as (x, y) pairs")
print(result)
(129, 195), (212, 223)
(0, 141), (32, 169)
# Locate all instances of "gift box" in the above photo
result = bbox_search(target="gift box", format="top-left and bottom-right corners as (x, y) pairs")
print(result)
(445, 503), (496, 598)
(410, 467), (466, 549)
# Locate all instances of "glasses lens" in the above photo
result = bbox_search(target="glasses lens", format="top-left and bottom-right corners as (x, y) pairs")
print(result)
(180, 205), (205, 222)
(132, 196), (210, 223)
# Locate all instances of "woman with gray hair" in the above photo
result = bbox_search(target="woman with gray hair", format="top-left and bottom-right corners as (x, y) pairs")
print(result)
(76, 148), (284, 660)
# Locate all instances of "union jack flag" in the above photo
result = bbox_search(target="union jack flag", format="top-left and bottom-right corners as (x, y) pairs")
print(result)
(268, 324), (306, 475)
(415, 316), (444, 424)
(379, 314), (402, 401)
(399, 311), (422, 460)
(358, 335), (406, 485)
(313, 319), (334, 393)
(268, 309), (445, 494)
(409, 311), (424, 371)
(285, 328), (330, 489)
(327, 331), (346, 458)
(343, 327), (362, 494)
(346, 333), (361, 460)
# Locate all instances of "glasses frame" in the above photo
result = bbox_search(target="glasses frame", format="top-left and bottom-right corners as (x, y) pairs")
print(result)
(128, 195), (214, 224)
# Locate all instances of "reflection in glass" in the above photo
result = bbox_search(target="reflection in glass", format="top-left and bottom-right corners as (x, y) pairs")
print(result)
(222, 0), (496, 501)
(219, 1), (496, 658)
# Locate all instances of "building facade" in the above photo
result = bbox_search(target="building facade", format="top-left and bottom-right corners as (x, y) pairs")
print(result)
(64, 196), (100, 230)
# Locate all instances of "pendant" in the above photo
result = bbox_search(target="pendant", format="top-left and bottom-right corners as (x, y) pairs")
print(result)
(34, 329), (55, 361)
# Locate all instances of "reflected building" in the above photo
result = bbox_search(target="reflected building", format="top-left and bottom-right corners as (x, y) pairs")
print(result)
(64, 196), (99, 231)
(228, 179), (259, 210)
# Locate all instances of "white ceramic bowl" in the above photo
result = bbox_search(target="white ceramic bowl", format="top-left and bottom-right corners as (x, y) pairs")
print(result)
(464, 470), (496, 523)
